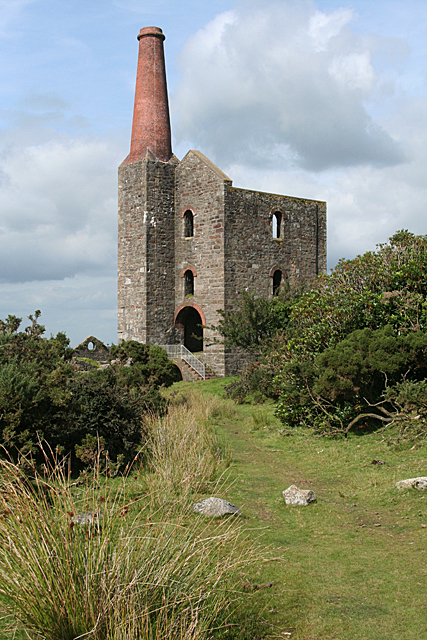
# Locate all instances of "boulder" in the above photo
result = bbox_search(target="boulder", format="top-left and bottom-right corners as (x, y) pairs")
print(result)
(395, 477), (427, 490)
(193, 497), (241, 517)
(283, 484), (317, 506)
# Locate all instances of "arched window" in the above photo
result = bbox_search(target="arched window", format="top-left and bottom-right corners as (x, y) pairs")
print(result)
(184, 210), (194, 238)
(272, 270), (282, 296)
(272, 212), (282, 239)
(184, 270), (194, 296)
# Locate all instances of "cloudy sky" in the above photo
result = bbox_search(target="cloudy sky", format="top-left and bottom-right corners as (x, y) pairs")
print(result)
(1, 0), (426, 345)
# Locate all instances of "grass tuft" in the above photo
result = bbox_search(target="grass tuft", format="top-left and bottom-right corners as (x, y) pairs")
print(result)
(144, 392), (232, 506)
(0, 394), (260, 640)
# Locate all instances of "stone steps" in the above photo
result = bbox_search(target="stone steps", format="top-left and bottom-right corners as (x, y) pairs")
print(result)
(176, 358), (217, 382)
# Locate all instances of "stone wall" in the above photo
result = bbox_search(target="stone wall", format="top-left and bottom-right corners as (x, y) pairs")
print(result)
(174, 150), (229, 375)
(222, 185), (326, 374)
(118, 151), (326, 379)
(145, 158), (176, 344)
(118, 156), (176, 345)
(72, 336), (110, 364)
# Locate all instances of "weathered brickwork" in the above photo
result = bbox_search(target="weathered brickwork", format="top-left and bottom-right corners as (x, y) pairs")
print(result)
(117, 26), (327, 378)
(118, 148), (326, 376)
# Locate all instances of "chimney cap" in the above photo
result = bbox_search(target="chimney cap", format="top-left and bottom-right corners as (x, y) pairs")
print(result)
(137, 26), (165, 41)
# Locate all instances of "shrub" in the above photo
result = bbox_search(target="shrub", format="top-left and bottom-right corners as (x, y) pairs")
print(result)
(275, 325), (427, 435)
(281, 230), (427, 359)
(213, 290), (295, 354)
(0, 314), (169, 467)
(110, 341), (179, 387)
(66, 369), (164, 469)
(225, 362), (278, 404)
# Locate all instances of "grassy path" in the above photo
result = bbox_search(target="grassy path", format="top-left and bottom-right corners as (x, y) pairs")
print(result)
(177, 379), (427, 640)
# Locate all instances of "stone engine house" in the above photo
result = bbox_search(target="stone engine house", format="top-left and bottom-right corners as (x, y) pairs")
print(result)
(118, 27), (327, 377)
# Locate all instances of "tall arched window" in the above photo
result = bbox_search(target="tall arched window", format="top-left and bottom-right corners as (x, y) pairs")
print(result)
(272, 212), (282, 239)
(272, 270), (282, 296)
(184, 270), (194, 296)
(184, 210), (194, 238)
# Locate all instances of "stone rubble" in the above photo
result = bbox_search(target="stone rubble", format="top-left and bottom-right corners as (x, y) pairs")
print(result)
(193, 497), (241, 517)
(395, 477), (427, 490)
(283, 485), (317, 506)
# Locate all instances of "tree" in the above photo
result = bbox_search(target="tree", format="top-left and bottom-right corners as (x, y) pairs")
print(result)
(282, 230), (427, 359)
(213, 290), (293, 354)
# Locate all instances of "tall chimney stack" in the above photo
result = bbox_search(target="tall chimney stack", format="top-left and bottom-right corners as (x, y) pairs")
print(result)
(121, 27), (172, 165)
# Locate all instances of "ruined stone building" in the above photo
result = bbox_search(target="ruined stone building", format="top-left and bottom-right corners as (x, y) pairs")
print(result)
(118, 27), (327, 377)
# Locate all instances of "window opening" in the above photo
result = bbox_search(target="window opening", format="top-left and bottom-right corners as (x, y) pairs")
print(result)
(184, 210), (194, 237)
(272, 212), (282, 239)
(184, 270), (194, 296)
(272, 270), (282, 296)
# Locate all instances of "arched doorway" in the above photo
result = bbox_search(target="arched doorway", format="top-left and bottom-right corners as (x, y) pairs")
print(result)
(171, 363), (183, 382)
(175, 306), (203, 352)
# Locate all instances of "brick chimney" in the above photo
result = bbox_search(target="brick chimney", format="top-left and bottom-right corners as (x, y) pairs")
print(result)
(121, 27), (172, 165)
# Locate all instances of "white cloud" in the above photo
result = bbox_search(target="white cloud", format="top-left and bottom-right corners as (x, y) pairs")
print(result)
(328, 52), (375, 92)
(0, 129), (118, 283)
(172, 0), (405, 171)
(308, 8), (354, 52)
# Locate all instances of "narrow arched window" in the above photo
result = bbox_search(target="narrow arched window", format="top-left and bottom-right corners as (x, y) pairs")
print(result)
(184, 270), (194, 296)
(184, 210), (194, 238)
(272, 212), (282, 239)
(272, 270), (282, 296)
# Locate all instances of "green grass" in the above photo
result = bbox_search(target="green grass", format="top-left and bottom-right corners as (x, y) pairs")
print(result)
(2, 379), (426, 639)
(169, 378), (427, 639)
(0, 393), (259, 640)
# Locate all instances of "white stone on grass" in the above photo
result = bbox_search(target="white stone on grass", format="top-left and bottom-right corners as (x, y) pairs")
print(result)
(283, 485), (317, 506)
(193, 497), (241, 517)
(395, 477), (427, 490)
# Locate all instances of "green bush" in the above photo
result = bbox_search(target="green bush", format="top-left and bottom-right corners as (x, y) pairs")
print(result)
(0, 314), (169, 467)
(110, 341), (179, 387)
(66, 369), (164, 468)
(275, 325), (427, 435)
(281, 230), (427, 359)
(213, 289), (295, 354)
(225, 362), (278, 404)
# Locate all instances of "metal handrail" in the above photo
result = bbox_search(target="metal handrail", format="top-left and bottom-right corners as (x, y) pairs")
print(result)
(159, 344), (205, 380)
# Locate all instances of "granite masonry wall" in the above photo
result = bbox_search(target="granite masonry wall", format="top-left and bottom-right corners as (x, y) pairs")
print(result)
(174, 150), (228, 375)
(118, 156), (176, 344)
(118, 151), (326, 377)
(223, 184), (326, 374)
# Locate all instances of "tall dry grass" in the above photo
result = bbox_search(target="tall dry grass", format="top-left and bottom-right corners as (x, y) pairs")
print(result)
(144, 392), (231, 505)
(0, 392), (255, 640)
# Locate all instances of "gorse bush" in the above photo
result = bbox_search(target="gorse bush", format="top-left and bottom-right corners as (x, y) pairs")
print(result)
(0, 312), (73, 457)
(212, 289), (295, 354)
(0, 313), (173, 467)
(224, 362), (278, 404)
(272, 232), (427, 436)
(282, 230), (427, 358)
(110, 340), (180, 388)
